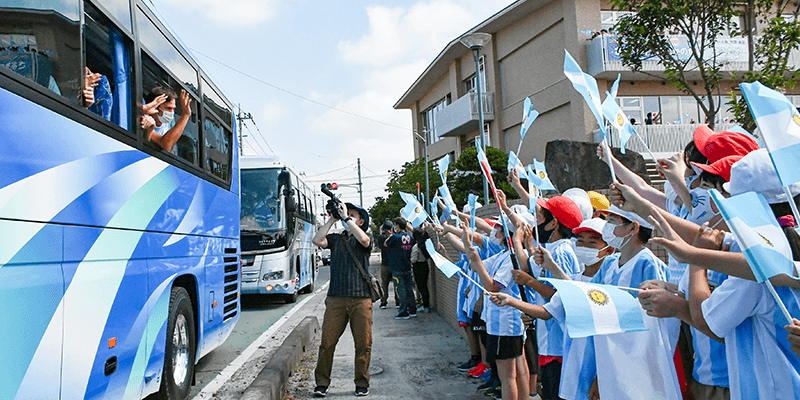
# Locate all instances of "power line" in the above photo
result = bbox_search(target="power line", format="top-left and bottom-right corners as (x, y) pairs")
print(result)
(304, 164), (357, 178)
(242, 125), (268, 155)
(189, 48), (412, 133)
(242, 119), (276, 156)
(247, 118), (277, 156)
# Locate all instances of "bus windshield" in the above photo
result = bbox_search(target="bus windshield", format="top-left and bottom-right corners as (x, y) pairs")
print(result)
(241, 168), (283, 231)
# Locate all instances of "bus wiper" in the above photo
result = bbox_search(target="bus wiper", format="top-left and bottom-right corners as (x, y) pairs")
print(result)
(240, 229), (267, 234)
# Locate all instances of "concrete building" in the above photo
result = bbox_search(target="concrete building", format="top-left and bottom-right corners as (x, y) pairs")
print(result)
(394, 0), (799, 165)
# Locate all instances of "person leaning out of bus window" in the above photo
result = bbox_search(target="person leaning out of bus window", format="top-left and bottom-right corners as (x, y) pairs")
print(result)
(142, 86), (192, 152)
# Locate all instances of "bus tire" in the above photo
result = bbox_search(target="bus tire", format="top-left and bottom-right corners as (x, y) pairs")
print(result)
(301, 281), (314, 294)
(156, 286), (196, 400)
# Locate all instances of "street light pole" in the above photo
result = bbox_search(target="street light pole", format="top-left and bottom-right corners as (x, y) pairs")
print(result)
(414, 130), (429, 215)
(460, 32), (492, 206)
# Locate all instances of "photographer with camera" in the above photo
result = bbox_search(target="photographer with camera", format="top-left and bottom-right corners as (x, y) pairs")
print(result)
(311, 191), (373, 397)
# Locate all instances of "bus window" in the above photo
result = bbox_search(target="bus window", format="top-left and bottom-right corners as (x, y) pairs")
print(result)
(204, 115), (231, 180)
(136, 6), (196, 94)
(0, 1), (81, 103)
(84, 1), (132, 129)
(141, 52), (199, 163)
(98, 0), (132, 33)
(202, 76), (232, 127)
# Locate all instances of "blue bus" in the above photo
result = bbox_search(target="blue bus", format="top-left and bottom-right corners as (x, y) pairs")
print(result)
(240, 157), (318, 303)
(0, 1), (240, 399)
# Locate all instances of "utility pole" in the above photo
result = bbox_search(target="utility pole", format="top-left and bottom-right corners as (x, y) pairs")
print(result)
(236, 103), (252, 156)
(357, 158), (363, 206)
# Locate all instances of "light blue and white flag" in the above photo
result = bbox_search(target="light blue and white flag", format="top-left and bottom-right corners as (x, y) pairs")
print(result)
(740, 82), (800, 186)
(542, 278), (647, 338)
(529, 158), (556, 191)
(426, 239), (460, 278)
(437, 154), (450, 184)
(399, 191), (429, 228)
(601, 92), (636, 154)
(564, 50), (606, 138)
(518, 97), (539, 154)
(468, 193), (478, 230)
(608, 73), (621, 99)
(430, 196), (441, 225)
(507, 151), (527, 177)
(728, 124), (764, 147)
(709, 189), (796, 282)
(438, 184), (458, 222)
(526, 165), (538, 212)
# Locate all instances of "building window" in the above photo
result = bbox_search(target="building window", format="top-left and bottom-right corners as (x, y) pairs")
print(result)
(421, 95), (449, 144)
(464, 55), (486, 93)
(617, 95), (738, 125)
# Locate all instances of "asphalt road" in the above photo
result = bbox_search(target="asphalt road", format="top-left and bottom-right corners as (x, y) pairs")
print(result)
(187, 263), (331, 398)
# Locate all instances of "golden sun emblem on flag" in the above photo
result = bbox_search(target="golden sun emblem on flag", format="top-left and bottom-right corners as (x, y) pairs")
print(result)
(793, 112), (800, 126)
(617, 113), (625, 126)
(587, 289), (609, 306)
(415, 206), (420, 213)
(539, 171), (546, 179)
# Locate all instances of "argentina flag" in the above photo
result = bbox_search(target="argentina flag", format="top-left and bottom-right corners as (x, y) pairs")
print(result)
(740, 81), (800, 187)
(709, 189), (796, 282)
(542, 278), (647, 338)
(425, 239), (460, 278)
(564, 50), (606, 137)
(529, 158), (556, 191)
(399, 191), (429, 228)
(601, 91), (636, 154)
(507, 150), (527, 177)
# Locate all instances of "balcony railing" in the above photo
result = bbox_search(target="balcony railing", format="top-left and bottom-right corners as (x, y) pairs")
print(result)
(605, 123), (739, 157)
(436, 91), (495, 137)
(585, 34), (799, 77)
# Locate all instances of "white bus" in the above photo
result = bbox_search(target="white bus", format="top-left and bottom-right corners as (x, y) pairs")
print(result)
(240, 156), (318, 302)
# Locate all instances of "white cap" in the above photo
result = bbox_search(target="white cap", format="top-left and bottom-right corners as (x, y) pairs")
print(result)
(723, 148), (800, 204)
(563, 188), (594, 221)
(602, 204), (654, 230)
(572, 218), (608, 236)
(463, 201), (483, 213)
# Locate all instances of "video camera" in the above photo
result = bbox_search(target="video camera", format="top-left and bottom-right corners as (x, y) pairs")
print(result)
(321, 184), (347, 220)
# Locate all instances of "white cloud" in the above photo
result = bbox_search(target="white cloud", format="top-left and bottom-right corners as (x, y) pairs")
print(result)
(158, 0), (278, 26)
(261, 101), (286, 122)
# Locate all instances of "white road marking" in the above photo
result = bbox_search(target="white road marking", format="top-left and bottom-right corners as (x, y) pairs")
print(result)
(191, 282), (329, 400)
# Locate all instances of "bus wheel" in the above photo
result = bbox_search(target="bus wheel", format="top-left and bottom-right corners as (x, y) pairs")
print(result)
(284, 290), (298, 303)
(157, 287), (196, 400)
(301, 280), (314, 294)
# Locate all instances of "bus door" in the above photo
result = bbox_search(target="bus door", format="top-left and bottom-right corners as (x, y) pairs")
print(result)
(0, 221), (64, 400)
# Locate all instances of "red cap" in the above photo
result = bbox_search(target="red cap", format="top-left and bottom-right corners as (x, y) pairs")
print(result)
(701, 131), (759, 163)
(484, 218), (496, 228)
(691, 155), (743, 182)
(693, 125), (714, 154)
(538, 196), (583, 230)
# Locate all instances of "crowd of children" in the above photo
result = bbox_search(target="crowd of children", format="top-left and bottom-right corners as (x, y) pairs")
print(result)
(399, 126), (800, 400)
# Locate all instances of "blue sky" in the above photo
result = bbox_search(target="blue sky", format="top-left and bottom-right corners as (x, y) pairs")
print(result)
(151, 0), (511, 208)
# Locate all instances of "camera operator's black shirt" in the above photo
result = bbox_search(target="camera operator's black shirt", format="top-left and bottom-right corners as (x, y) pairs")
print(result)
(326, 232), (372, 298)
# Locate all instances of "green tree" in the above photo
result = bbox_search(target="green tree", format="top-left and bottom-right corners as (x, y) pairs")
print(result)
(449, 146), (517, 207)
(369, 157), (442, 231)
(728, 1), (800, 132)
(610, 0), (740, 129)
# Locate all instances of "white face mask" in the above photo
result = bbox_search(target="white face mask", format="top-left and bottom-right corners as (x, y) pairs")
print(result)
(489, 228), (503, 246)
(690, 164), (704, 177)
(158, 110), (175, 124)
(601, 222), (632, 250)
(574, 245), (609, 266)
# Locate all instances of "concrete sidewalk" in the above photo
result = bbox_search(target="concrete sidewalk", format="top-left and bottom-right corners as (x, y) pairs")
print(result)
(282, 253), (490, 399)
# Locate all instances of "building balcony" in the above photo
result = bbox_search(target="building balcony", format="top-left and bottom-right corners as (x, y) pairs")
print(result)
(585, 34), (796, 79)
(436, 91), (495, 137)
(604, 122), (740, 157)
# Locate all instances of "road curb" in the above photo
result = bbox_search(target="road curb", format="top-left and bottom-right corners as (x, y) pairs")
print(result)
(240, 315), (320, 400)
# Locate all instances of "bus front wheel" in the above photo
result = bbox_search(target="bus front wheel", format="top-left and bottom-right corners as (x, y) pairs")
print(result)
(157, 286), (196, 400)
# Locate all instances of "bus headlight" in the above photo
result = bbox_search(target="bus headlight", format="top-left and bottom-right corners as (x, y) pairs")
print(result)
(263, 271), (284, 281)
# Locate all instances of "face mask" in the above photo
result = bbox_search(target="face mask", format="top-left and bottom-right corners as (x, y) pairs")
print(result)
(684, 174), (698, 188)
(574, 245), (609, 266)
(536, 220), (553, 244)
(690, 164), (704, 177)
(601, 222), (632, 249)
(158, 110), (175, 124)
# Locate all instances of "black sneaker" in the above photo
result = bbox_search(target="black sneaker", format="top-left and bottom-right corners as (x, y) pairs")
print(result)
(379, 304), (387, 309)
(485, 385), (501, 397)
(394, 313), (410, 320)
(355, 386), (369, 396)
(457, 358), (480, 372)
(409, 313), (418, 318)
(313, 385), (328, 397)
(477, 379), (498, 391)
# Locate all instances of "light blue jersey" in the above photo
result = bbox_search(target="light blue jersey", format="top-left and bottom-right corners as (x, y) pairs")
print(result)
(678, 268), (729, 387)
(590, 249), (682, 400)
(456, 254), (472, 322)
(530, 239), (582, 357)
(664, 180), (691, 284)
(463, 236), (504, 321)
(543, 272), (597, 400)
(481, 251), (524, 336)
(703, 277), (800, 400)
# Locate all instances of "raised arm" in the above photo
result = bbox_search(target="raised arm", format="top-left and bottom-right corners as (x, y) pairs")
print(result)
(598, 143), (667, 209)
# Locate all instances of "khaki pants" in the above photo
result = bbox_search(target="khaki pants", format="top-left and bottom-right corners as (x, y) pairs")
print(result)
(314, 296), (373, 388)
(690, 380), (730, 400)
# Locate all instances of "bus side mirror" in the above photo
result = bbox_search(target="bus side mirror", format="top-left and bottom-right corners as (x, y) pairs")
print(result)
(279, 171), (297, 213)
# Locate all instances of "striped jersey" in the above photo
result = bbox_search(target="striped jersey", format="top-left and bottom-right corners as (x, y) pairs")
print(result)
(455, 254), (472, 322)
(677, 268), (729, 387)
(542, 272), (597, 400)
(463, 236), (504, 320)
(529, 239), (582, 356)
(664, 180), (691, 285)
(590, 249), (682, 400)
(702, 277), (800, 400)
(481, 251), (524, 336)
